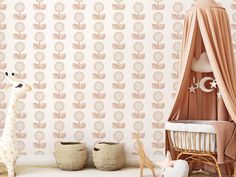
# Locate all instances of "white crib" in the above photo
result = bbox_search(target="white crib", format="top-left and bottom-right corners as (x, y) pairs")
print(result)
(166, 120), (217, 153)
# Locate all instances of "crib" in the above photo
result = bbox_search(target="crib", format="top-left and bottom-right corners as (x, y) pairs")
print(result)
(166, 120), (232, 177)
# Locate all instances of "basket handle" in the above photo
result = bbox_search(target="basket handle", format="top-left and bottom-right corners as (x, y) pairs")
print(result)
(94, 147), (100, 151)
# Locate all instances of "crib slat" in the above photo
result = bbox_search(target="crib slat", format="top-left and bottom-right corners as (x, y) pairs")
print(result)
(204, 133), (206, 153)
(180, 131), (183, 150)
(177, 131), (180, 150)
(193, 132), (196, 151)
(172, 131), (175, 149)
(184, 132), (187, 151)
(173, 131), (177, 150)
(188, 132), (191, 151)
(214, 134), (217, 152)
(199, 132), (201, 152)
(208, 133), (211, 153)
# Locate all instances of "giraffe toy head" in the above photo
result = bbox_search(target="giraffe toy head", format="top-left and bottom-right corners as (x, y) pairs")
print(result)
(5, 72), (32, 98)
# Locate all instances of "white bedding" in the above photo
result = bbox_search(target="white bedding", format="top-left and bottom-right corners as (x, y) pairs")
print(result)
(165, 120), (216, 133)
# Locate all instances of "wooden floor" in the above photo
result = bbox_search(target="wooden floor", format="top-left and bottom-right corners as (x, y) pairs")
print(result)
(0, 166), (229, 177)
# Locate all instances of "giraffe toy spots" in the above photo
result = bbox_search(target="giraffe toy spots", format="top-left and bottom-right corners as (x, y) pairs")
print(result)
(0, 72), (31, 177)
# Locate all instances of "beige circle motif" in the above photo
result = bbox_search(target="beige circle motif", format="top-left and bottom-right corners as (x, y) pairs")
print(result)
(35, 12), (45, 23)
(94, 81), (104, 92)
(114, 131), (124, 141)
(133, 3), (144, 13)
(15, 42), (25, 52)
(74, 72), (84, 82)
(55, 3), (64, 13)
(34, 111), (45, 122)
(94, 62), (104, 72)
(94, 101), (104, 112)
(113, 72), (124, 82)
(74, 111), (84, 121)
(74, 12), (84, 22)
(54, 101), (64, 112)
(153, 111), (163, 121)
(113, 12), (124, 23)
(94, 2), (104, 13)
(113, 91), (124, 102)
(35, 32), (45, 42)
(153, 72), (163, 82)
(133, 121), (143, 131)
(153, 52), (163, 62)
(55, 22), (64, 33)
(35, 52), (45, 62)
(94, 42), (104, 52)
(15, 22), (25, 33)
(15, 62), (25, 72)
(153, 131), (163, 141)
(94, 22), (104, 32)
(34, 91), (45, 102)
(54, 42), (64, 52)
(74, 91), (84, 101)
(113, 111), (124, 122)
(34, 71), (45, 82)
(74, 52), (84, 62)
(55, 121), (64, 131)
(153, 91), (163, 102)
(94, 121), (104, 131)
(114, 52), (124, 62)
(133, 101), (143, 112)
(74, 131), (84, 141)
(55, 62), (64, 72)
(54, 81), (64, 92)
(15, 3), (25, 13)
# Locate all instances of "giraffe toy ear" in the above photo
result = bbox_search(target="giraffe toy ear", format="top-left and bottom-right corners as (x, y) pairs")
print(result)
(4, 72), (11, 83)
(4, 72), (17, 83)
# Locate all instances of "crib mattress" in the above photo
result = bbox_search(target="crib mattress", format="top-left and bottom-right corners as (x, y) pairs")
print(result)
(166, 120), (217, 153)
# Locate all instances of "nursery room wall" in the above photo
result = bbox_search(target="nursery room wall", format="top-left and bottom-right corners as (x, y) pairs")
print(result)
(0, 0), (235, 163)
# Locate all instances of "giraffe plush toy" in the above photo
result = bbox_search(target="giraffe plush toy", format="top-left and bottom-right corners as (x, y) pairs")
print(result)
(0, 72), (31, 177)
(136, 133), (157, 177)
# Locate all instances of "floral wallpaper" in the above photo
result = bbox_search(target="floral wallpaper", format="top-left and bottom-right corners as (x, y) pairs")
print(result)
(0, 0), (235, 160)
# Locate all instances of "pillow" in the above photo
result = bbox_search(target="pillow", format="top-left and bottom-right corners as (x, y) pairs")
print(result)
(163, 160), (189, 177)
(155, 151), (174, 177)
(191, 52), (212, 73)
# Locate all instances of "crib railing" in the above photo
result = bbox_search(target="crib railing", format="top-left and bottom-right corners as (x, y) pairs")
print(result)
(167, 130), (217, 154)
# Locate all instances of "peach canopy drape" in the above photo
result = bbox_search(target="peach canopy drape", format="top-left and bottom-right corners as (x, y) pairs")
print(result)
(167, 2), (236, 175)
(168, 5), (236, 123)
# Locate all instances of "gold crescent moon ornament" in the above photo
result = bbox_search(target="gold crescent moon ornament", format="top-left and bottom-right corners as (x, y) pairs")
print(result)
(199, 77), (214, 93)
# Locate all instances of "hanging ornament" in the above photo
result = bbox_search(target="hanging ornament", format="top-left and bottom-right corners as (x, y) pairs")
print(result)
(193, 77), (200, 88)
(188, 84), (196, 93)
(199, 77), (214, 93)
(189, 76), (218, 93)
(210, 79), (217, 88)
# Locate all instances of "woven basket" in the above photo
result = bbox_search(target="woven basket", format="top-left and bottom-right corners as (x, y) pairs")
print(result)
(92, 142), (126, 171)
(55, 142), (88, 171)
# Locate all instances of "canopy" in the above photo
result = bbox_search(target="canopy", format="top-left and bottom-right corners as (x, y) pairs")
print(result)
(168, 0), (236, 123)
(167, 0), (236, 174)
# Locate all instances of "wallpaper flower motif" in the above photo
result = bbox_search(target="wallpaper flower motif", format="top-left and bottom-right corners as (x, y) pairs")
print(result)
(0, 0), (234, 159)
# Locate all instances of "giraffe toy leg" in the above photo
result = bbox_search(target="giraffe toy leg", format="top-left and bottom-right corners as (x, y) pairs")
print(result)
(144, 156), (157, 177)
(140, 161), (144, 177)
(151, 166), (157, 177)
(6, 162), (15, 177)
